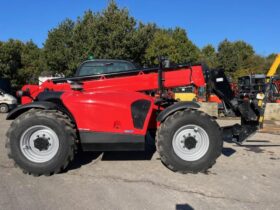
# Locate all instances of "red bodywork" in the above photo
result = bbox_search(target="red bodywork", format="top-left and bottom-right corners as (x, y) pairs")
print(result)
(275, 81), (280, 103)
(208, 94), (222, 103)
(21, 66), (205, 104)
(273, 80), (280, 103)
(62, 90), (154, 135)
(21, 65), (206, 136)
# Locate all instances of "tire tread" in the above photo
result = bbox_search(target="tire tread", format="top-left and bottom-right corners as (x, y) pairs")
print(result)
(6, 109), (76, 176)
(156, 109), (222, 174)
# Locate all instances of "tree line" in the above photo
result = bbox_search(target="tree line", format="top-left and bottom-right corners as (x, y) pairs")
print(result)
(0, 1), (278, 88)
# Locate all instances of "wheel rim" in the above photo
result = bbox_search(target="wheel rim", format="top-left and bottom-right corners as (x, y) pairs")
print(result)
(0, 105), (7, 113)
(172, 125), (209, 161)
(20, 125), (60, 163)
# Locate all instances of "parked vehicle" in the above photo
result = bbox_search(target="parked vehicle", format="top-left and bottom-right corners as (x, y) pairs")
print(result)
(0, 79), (17, 113)
(237, 51), (280, 104)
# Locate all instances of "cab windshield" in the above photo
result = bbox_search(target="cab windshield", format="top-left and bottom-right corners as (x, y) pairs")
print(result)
(77, 60), (136, 76)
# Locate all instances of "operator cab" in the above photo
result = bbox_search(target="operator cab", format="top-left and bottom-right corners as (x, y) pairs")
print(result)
(75, 59), (137, 77)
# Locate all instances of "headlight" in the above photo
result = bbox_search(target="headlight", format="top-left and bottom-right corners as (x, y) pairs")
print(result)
(256, 93), (265, 100)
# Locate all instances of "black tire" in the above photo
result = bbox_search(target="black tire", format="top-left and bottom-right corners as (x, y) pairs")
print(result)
(156, 109), (223, 173)
(0, 104), (9, 113)
(5, 109), (76, 176)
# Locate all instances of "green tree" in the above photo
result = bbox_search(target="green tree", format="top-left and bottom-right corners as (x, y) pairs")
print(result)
(248, 55), (266, 73)
(0, 39), (23, 87)
(128, 22), (157, 66)
(19, 41), (44, 84)
(217, 39), (255, 78)
(72, 10), (96, 63)
(88, 1), (137, 60)
(145, 28), (200, 65)
(234, 41), (255, 70)
(43, 19), (75, 76)
(0, 39), (43, 88)
(43, 1), (156, 74)
(217, 39), (236, 73)
(200, 44), (218, 68)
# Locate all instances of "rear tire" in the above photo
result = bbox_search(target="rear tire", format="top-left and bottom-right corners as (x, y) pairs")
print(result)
(156, 109), (223, 173)
(0, 104), (9, 113)
(6, 109), (76, 176)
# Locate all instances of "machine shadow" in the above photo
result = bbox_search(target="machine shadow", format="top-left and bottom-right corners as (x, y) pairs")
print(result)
(176, 204), (194, 210)
(102, 131), (157, 161)
(64, 150), (156, 172)
(233, 137), (280, 147)
(64, 145), (156, 173)
(222, 147), (236, 157)
(246, 140), (271, 143)
(241, 144), (280, 147)
(222, 138), (280, 156)
(64, 151), (102, 172)
(102, 149), (156, 161)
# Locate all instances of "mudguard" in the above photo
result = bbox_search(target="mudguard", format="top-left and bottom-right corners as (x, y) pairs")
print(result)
(6, 101), (58, 120)
(157, 101), (200, 122)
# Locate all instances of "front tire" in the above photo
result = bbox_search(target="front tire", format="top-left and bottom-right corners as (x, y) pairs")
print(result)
(6, 109), (76, 176)
(156, 109), (223, 173)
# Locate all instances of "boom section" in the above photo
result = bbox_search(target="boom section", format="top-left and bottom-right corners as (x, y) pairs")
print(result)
(51, 65), (206, 92)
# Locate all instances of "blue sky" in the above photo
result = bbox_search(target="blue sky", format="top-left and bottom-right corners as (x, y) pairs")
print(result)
(0, 0), (279, 56)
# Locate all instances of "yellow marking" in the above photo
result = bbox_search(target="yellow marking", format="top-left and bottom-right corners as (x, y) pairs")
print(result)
(267, 54), (280, 77)
(175, 93), (196, 101)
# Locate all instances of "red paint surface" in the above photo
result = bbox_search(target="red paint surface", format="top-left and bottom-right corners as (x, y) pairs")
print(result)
(19, 65), (207, 135)
(20, 65), (206, 104)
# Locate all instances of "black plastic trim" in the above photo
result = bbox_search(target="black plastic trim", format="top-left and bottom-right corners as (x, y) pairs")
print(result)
(6, 101), (58, 120)
(157, 101), (200, 122)
(131, 100), (151, 129)
(36, 91), (64, 102)
(80, 131), (145, 151)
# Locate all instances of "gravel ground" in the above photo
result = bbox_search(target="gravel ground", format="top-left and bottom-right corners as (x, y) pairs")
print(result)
(0, 114), (279, 210)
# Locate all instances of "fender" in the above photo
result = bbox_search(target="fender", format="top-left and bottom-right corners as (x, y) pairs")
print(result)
(6, 101), (58, 120)
(157, 101), (200, 122)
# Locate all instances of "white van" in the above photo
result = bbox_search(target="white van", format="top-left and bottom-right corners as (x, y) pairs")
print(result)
(0, 89), (17, 113)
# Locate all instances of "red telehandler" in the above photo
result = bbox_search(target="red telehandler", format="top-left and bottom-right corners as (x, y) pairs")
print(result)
(6, 59), (269, 176)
